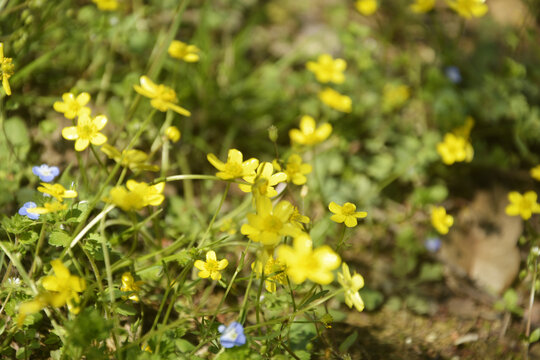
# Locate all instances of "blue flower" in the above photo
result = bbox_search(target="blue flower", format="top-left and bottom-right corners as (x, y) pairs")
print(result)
(218, 321), (246, 348)
(424, 237), (441, 253)
(32, 164), (60, 182)
(445, 66), (462, 84)
(19, 202), (39, 220)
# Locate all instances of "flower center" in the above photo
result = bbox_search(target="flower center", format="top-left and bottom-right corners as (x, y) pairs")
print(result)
(206, 259), (220, 272)
(342, 203), (356, 215)
(78, 123), (96, 139)
(224, 162), (243, 177)
(262, 215), (283, 233)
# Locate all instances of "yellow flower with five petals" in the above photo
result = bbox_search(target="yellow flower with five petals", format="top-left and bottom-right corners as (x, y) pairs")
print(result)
(134, 76), (191, 116)
(436, 133), (473, 165)
(0, 43), (14, 96)
(431, 206), (453, 234)
(283, 154), (312, 185)
(107, 180), (164, 211)
(329, 202), (367, 228)
(61, 114), (108, 151)
(37, 183), (78, 202)
(306, 54), (347, 84)
(338, 263), (365, 312)
(241, 196), (302, 246)
(277, 234), (341, 285)
(194, 251), (228, 281)
(505, 191), (540, 220)
(207, 149), (259, 180)
(289, 115), (332, 146)
(53, 92), (91, 119)
(239, 162), (287, 197)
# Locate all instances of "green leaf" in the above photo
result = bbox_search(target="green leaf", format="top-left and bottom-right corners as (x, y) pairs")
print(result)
(530, 328), (540, 343)
(418, 263), (444, 282)
(48, 231), (71, 247)
(299, 290), (329, 309)
(339, 330), (358, 353)
(115, 303), (137, 316)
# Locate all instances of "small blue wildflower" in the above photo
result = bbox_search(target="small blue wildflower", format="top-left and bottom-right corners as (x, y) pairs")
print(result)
(218, 321), (246, 348)
(19, 202), (39, 220)
(424, 237), (441, 253)
(32, 164), (60, 182)
(445, 66), (462, 84)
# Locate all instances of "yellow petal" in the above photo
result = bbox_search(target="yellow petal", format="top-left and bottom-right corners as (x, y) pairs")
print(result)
(62, 126), (79, 140)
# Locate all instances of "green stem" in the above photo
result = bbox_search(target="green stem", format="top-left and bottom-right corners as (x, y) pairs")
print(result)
(198, 182), (230, 249)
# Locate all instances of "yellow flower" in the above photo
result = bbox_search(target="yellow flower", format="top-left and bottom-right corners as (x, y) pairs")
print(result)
(26, 201), (68, 215)
(17, 297), (46, 327)
(37, 183), (78, 202)
(436, 133), (474, 165)
(101, 144), (159, 172)
(107, 180), (165, 211)
(251, 256), (287, 293)
(121, 272), (144, 302)
(134, 76), (191, 116)
(289, 115), (332, 146)
(165, 126), (181, 143)
(92, 0), (118, 11)
(168, 40), (200, 62)
(431, 206), (453, 234)
(207, 149), (259, 180)
(329, 202), (367, 228)
(410, 0), (435, 13)
(53, 92), (91, 119)
(338, 263), (365, 312)
(239, 162), (287, 197)
(355, 0), (378, 15)
(61, 114), (108, 151)
(531, 166), (540, 181)
(41, 260), (86, 313)
(382, 84), (410, 112)
(194, 250), (228, 281)
(277, 234), (341, 285)
(447, 0), (488, 19)
(505, 191), (540, 220)
(0, 43), (14, 96)
(289, 206), (310, 230)
(319, 88), (352, 113)
(306, 54), (347, 84)
(283, 154), (312, 185)
(241, 196), (302, 246)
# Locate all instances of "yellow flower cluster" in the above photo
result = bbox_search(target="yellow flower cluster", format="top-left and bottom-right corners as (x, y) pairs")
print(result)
(306, 54), (352, 113)
(55, 92), (109, 152)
